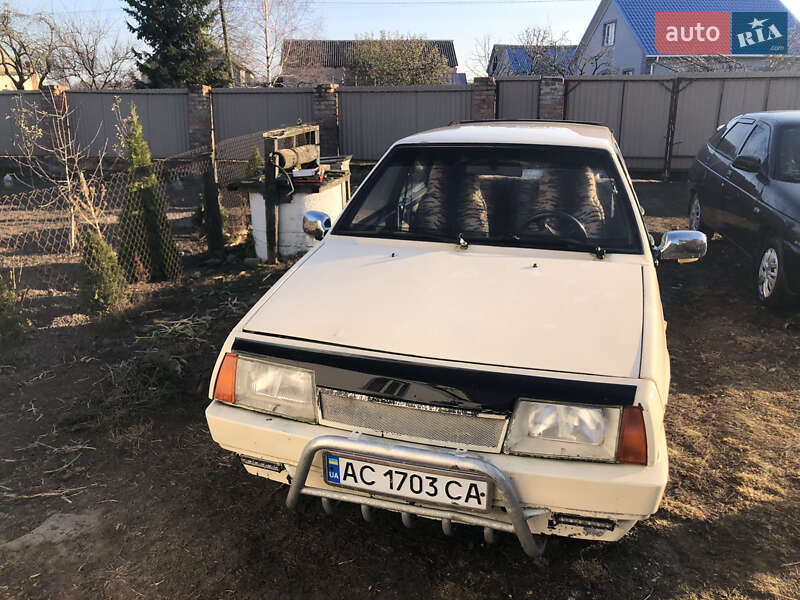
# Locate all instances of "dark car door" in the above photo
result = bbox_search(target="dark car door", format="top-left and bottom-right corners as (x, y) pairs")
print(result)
(725, 122), (771, 254)
(707, 119), (755, 239)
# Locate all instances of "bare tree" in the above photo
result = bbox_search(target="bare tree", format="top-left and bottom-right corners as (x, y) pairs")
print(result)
(213, 0), (316, 85)
(469, 34), (494, 78)
(53, 19), (136, 89)
(516, 26), (612, 76)
(9, 88), (116, 243)
(0, 9), (58, 90)
(473, 27), (612, 79)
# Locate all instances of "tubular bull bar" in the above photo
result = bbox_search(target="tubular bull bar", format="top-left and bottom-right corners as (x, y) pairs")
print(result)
(285, 435), (548, 556)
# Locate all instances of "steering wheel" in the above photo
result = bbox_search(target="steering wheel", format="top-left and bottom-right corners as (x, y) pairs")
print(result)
(522, 211), (589, 242)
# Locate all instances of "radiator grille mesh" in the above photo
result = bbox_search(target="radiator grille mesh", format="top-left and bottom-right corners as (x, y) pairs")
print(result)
(318, 388), (507, 452)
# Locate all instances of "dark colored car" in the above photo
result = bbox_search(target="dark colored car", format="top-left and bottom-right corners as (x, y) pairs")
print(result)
(688, 111), (800, 307)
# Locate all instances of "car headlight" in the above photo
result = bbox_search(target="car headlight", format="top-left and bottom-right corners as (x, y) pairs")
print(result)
(504, 400), (622, 462)
(212, 353), (316, 422)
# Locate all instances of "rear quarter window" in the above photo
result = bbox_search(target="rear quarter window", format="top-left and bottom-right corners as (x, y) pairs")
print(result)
(716, 122), (753, 158)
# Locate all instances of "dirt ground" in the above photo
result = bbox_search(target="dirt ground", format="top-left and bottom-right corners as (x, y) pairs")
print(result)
(1, 181), (798, 600)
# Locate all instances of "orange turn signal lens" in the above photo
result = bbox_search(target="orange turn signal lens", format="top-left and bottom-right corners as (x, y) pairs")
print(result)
(617, 406), (647, 465)
(213, 353), (238, 404)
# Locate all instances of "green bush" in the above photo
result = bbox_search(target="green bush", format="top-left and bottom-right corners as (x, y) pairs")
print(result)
(245, 147), (265, 178)
(79, 230), (129, 313)
(243, 231), (256, 258)
(192, 192), (227, 233)
(118, 106), (180, 282)
(0, 281), (24, 346)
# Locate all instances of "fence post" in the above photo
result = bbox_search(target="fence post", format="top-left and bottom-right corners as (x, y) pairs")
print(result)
(470, 77), (497, 120)
(203, 152), (225, 252)
(263, 135), (279, 264)
(188, 86), (224, 251)
(662, 77), (681, 182)
(312, 84), (339, 156)
(538, 77), (565, 120)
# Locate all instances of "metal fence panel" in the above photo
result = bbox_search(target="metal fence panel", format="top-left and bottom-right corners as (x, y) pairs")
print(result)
(764, 77), (800, 110)
(339, 86), (472, 160)
(618, 80), (672, 170)
(0, 91), (44, 155)
(672, 79), (725, 165)
(212, 89), (314, 141)
(565, 79), (625, 135)
(717, 78), (771, 124)
(497, 80), (539, 119)
(69, 90), (189, 157)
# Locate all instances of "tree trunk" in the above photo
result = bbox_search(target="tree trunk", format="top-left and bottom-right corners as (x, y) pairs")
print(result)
(218, 0), (234, 86)
(263, 0), (271, 85)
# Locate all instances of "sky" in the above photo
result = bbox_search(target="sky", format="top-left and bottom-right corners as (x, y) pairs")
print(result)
(16, 0), (800, 76)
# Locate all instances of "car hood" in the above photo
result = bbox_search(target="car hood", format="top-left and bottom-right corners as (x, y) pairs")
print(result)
(243, 236), (644, 378)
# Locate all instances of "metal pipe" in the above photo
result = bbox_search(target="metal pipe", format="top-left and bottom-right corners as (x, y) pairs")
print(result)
(442, 519), (454, 537)
(361, 504), (372, 522)
(285, 435), (547, 557)
(275, 145), (318, 169)
(301, 487), (516, 533)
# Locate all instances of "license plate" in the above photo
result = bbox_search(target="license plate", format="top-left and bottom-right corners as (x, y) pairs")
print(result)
(322, 452), (493, 512)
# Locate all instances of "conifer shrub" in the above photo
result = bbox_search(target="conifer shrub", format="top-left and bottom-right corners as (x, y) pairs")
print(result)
(0, 281), (24, 346)
(118, 106), (180, 282)
(79, 230), (129, 313)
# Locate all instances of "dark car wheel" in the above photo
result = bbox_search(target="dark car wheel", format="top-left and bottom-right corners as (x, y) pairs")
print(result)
(756, 239), (789, 307)
(688, 193), (714, 236)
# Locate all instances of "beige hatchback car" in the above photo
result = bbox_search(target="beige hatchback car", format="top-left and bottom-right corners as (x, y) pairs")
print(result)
(206, 121), (706, 555)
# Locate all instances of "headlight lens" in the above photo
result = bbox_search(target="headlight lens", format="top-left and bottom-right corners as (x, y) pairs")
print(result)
(234, 356), (316, 422)
(504, 400), (621, 461)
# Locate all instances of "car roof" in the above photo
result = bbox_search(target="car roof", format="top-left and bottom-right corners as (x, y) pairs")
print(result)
(394, 120), (616, 151)
(738, 110), (800, 126)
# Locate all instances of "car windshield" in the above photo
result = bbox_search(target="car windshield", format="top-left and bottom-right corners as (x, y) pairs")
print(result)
(775, 126), (800, 182)
(334, 145), (642, 253)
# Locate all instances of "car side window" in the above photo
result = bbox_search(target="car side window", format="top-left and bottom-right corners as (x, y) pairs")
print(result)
(708, 125), (727, 148)
(716, 122), (753, 158)
(738, 123), (770, 164)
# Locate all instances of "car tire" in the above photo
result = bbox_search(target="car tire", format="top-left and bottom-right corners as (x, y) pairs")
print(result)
(688, 193), (713, 236)
(756, 239), (789, 307)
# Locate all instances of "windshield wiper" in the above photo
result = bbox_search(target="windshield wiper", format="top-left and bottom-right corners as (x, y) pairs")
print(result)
(494, 234), (609, 259)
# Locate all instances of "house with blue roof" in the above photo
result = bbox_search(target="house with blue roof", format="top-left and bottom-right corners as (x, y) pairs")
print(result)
(487, 45), (582, 77)
(575, 0), (799, 75)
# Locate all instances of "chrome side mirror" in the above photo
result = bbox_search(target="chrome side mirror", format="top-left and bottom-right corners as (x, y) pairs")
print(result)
(655, 230), (707, 263)
(302, 211), (331, 241)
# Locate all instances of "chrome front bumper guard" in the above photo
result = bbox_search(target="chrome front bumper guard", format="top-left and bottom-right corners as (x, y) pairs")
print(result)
(285, 435), (547, 556)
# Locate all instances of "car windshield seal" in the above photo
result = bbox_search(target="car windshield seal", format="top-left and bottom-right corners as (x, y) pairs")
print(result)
(333, 228), (636, 255)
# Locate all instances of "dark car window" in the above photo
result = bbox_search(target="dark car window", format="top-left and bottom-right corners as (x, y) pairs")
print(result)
(335, 145), (643, 254)
(708, 125), (727, 148)
(775, 125), (800, 182)
(716, 122), (753, 158)
(738, 123), (770, 163)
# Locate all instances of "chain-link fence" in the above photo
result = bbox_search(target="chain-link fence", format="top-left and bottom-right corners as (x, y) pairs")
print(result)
(0, 128), (274, 316)
(0, 152), (212, 295)
(214, 131), (266, 238)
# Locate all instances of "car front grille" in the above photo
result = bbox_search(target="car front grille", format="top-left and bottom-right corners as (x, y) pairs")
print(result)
(317, 387), (508, 453)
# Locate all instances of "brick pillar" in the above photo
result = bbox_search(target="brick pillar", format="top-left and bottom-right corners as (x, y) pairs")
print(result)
(313, 83), (339, 156)
(470, 77), (496, 120)
(538, 77), (565, 120)
(187, 85), (213, 150)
